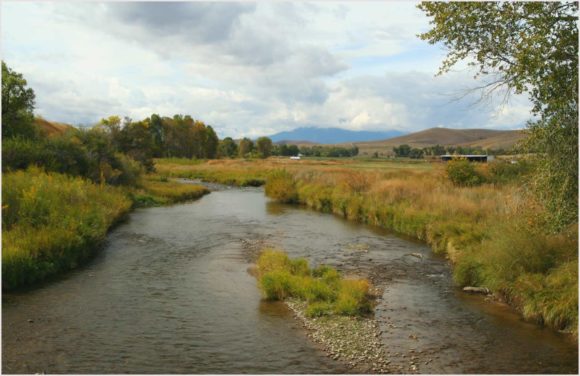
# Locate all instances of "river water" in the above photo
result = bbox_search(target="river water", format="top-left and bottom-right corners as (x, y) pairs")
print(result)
(2, 188), (578, 374)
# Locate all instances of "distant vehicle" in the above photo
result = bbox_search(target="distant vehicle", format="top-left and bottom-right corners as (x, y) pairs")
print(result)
(290, 156), (301, 160)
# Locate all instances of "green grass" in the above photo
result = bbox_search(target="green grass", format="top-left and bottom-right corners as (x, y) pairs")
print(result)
(2, 168), (132, 290)
(256, 249), (373, 317)
(131, 174), (210, 206)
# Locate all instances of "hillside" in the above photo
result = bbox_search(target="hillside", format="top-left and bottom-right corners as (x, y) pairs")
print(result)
(268, 127), (404, 144)
(353, 127), (525, 156)
(35, 117), (73, 137)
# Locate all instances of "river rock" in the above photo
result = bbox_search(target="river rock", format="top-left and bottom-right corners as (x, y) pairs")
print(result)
(463, 286), (490, 294)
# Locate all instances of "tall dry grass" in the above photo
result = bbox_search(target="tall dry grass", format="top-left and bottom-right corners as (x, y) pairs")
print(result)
(2, 168), (132, 290)
(264, 164), (578, 335)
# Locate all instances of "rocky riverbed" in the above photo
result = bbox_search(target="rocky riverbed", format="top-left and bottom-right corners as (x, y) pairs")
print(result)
(286, 299), (396, 374)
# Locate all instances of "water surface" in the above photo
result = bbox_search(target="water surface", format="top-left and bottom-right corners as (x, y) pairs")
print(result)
(3, 188), (577, 373)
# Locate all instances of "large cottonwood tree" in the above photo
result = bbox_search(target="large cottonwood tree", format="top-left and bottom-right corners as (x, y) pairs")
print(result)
(418, 2), (578, 231)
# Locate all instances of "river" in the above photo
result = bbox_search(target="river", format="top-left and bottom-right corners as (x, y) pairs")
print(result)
(2, 187), (578, 373)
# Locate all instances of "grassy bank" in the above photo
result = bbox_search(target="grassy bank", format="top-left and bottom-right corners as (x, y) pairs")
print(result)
(263, 165), (578, 335)
(256, 250), (374, 317)
(2, 168), (132, 290)
(130, 174), (210, 207)
(155, 158), (269, 186)
(2, 169), (210, 290)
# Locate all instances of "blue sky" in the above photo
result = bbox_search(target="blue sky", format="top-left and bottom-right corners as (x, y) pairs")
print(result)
(1, 2), (533, 138)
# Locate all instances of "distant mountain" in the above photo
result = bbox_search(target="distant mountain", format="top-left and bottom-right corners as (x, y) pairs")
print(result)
(354, 127), (525, 155)
(268, 127), (405, 144)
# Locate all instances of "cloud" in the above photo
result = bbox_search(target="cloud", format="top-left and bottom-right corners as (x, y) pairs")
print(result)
(1, 2), (533, 138)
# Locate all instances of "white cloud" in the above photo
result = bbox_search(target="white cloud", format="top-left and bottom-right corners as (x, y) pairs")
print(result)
(1, 1), (533, 137)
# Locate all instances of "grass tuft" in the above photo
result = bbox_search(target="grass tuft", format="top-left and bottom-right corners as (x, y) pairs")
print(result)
(256, 249), (373, 317)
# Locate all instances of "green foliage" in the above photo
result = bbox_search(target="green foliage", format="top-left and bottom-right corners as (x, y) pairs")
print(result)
(393, 144), (411, 157)
(299, 145), (358, 158)
(2, 168), (132, 290)
(238, 137), (254, 158)
(305, 302), (334, 318)
(218, 137), (238, 158)
(2, 129), (142, 186)
(265, 169), (298, 203)
(453, 217), (578, 334)
(256, 136), (273, 158)
(446, 159), (486, 187)
(273, 143), (300, 157)
(1, 61), (37, 140)
(488, 160), (533, 185)
(204, 125), (219, 159)
(136, 176), (209, 206)
(418, 2), (578, 231)
(256, 250), (373, 317)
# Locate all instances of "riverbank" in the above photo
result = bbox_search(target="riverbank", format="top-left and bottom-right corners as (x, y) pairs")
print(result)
(2, 169), (209, 291)
(266, 166), (578, 336)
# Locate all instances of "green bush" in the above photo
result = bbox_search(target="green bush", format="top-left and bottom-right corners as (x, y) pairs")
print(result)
(488, 160), (533, 185)
(305, 302), (334, 317)
(446, 159), (486, 186)
(265, 169), (298, 203)
(255, 250), (373, 317)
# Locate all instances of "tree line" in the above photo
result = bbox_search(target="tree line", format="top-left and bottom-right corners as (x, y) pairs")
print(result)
(2, 60), (360, 187)
(392, 144), (508, 159)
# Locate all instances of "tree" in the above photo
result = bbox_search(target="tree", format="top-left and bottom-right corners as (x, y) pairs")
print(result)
(393, 144), (411, 158)
(2, 61), (37, 139)
(239, 137), (253, 158)
(256, 136), (273, 158)
(204, 125), (219, 159)
(118, 119), (155, 172)
(219, 137), (238, 158)
(418, 2), (578, 231)
(409, 148), (424, 159)
(287, 144), (300, 156)
(149, 113), (164, 157)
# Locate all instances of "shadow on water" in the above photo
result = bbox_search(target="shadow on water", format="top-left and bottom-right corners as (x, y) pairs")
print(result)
(3, 188), (578, 374)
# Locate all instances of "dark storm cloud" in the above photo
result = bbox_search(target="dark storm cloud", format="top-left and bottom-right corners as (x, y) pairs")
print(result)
(109, 2), (256, 44)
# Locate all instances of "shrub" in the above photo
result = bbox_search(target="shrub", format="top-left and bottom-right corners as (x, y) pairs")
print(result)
(265, 169), (298, 203)
(255, 250), (373, 317)
(335, 279), (372, 315)
(446, 159), (486, 187)
(488, 160), (533, 185)
(260, 271), (294, 300)
(256, 249), (292, 276)
(305, 302), (334, 317)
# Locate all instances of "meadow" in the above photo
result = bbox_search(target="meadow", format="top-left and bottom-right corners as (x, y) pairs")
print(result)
(155, 157), (578, 336)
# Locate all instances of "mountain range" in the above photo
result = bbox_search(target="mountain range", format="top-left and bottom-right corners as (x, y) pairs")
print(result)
(268, 127), (405, 144)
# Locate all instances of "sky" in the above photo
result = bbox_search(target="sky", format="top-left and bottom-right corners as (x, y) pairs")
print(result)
(1, 1), (534, 138)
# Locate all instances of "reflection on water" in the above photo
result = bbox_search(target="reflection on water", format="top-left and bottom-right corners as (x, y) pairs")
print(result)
(3, 188), (578, 374)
